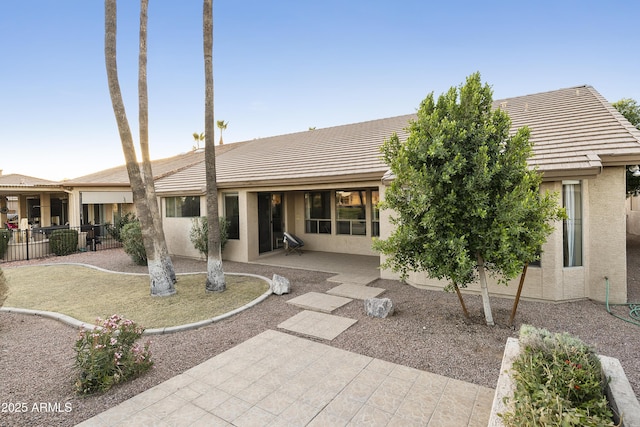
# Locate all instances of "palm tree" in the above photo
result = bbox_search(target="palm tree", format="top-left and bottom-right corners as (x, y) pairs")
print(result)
(216, 120), (228, 145)
(192, 132), (205, 150)
(105, 0), (176, 296)
(204, 0), (225, 292)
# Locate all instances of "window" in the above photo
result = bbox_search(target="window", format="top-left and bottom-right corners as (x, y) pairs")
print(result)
(563, 181), (582, 267)
(371, 189), (380, 237)
(336, 190), (366, 235)
(305, 191), (331, 234)
(224, 193), (240, 240)
(165, 196), (200, 218)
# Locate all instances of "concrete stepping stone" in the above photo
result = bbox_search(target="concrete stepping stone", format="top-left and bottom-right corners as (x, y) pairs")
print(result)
(327, 273), (378, 286)
(277, 310), (358, 340)
(286, 292), (352, 313)
(327, 283), (386, 300)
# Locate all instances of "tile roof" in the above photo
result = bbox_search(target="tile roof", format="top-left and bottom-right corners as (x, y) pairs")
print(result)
(495, 85), (640, 177)
(62, 143), (243, 186)
(155, 114), (412, 193)
(0, 173), (58, 187)
(16, 84), (633, 194)
(157, 85), (640, 192)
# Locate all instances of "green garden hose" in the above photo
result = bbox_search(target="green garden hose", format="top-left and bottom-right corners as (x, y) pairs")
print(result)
(605, 277), (640, 327)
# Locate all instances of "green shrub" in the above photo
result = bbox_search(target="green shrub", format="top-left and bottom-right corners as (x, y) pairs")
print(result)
(189, 216), (229, 257)
(49, 229), (78, 256)
(500, 324), (614, 426)
(0, 267), (7, 308)
(106, 212), (137, 243)
(121, 221), (147, 265)
(74, 315), (153, 395)
(0, 229), (9, 259)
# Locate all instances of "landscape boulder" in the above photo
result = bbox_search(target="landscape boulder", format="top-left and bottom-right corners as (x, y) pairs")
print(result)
(271, 274), (290, 295)
(364, 297), (394, 318)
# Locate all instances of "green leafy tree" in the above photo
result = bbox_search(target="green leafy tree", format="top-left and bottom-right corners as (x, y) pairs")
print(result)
(374, 73), (563, 325)
(612, 98), (640, 195)
(613, 98), (640, 130)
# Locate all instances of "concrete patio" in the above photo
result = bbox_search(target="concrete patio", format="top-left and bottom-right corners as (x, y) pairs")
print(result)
(76, 330), (494, 426)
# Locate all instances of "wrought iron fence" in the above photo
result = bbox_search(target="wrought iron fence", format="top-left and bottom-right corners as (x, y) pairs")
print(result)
(0, 224), (122, 263)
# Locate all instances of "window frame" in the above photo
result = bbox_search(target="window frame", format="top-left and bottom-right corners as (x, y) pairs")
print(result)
(371, 189), (380, 237)
(165, 196), (201, 218)
(336, 189), (367, 236)
(562, 181), (583, 267)
(304, 191), (332, 234)
(224, 193), (240, 240)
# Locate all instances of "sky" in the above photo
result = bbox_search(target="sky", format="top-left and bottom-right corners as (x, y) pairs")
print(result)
(1, 1), (639, 181)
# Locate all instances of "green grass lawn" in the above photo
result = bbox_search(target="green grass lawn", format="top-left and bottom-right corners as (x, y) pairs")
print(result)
(3, 265), (270, 329)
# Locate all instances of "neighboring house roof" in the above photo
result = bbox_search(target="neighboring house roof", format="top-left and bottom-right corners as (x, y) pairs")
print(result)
(496, 85), (640, 178)
(0, 173), (59, 190)
(62, 143), (243, 186)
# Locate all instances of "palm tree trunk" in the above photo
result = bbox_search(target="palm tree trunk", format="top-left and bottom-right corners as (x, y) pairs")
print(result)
(203, 0), (225, 292)
(477, 253), (494, 326)
(105, 0), (175, 296)
(138, 0), (176, 285)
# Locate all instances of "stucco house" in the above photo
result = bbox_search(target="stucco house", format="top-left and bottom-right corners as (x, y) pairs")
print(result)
(151, 85), (640, 305)
(2, 84), (639, 305)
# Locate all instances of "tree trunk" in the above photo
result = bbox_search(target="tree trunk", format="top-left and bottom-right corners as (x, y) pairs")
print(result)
(453, 283), (470, 319)
(105, 0), (175, 296)
(203, 0), (225, 292)
(138, 0), (176, 285)
(476, 254), (495, 326)
(508, 263), (528, 327)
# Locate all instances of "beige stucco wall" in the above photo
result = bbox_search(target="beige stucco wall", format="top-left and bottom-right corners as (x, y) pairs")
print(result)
(161, 181), (382, 262)
(290, 190), (379, 257)
(380, 167), (629, 304)
(160, 190), (253, 262)
(588, 167), (627, 303)
(626, 195), (640, 235)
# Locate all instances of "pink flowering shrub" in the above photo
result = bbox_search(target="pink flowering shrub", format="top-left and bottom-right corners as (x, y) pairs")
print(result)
(74, 314), (153, 395)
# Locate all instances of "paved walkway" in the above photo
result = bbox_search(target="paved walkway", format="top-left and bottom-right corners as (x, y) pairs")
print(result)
(77, 330), (493, 427)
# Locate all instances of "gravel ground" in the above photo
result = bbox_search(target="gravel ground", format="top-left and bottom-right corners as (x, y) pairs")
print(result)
(1, 243), (639, 426)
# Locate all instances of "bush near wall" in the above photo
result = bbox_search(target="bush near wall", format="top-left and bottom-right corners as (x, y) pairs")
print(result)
(0, 267), (7, 308)
(50, 229), (79, 256)
(106, 212), (137, 243)
(189, 216), (230, 257)
(121, 221), (147, 266)
(0, 229), (9, 259)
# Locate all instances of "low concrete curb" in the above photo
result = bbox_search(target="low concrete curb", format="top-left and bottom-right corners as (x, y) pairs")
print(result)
(0, 268), (273, 336)
(489, 337), (640, 427)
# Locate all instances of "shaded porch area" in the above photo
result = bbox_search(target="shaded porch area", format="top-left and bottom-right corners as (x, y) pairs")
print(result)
(250, 249), (380, 285)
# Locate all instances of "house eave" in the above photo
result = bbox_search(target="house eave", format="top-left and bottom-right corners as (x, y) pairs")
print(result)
(216, 171), (387, 190)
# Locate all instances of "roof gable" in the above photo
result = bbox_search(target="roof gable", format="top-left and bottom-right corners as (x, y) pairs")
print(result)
(496, 85), (640, 177)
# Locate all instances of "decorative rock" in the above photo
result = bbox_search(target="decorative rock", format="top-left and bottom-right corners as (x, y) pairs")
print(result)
(364, 297), (394, 318)
(271, 274), (290, 295)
